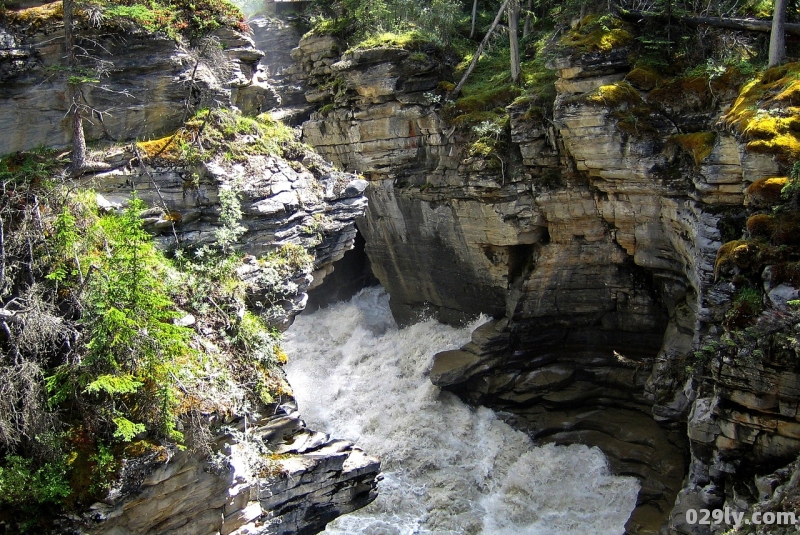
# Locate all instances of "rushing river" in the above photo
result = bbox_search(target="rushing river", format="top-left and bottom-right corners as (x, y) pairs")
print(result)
(284, 287), (639, 535)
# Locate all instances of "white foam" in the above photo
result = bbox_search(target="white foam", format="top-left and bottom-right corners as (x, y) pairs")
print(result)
(284, 287), (639, 535)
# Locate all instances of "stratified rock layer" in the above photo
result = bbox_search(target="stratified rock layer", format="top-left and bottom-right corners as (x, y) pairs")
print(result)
(294, 33), (800, 535)
(79, 402), (379, 535)
(0, 3), (261, 153)
(0, 4), (377, 532)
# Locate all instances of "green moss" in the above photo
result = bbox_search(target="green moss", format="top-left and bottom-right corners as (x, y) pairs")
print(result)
(715, 239), (753, 279)
(318, 103), (335, 117)
(138, 109), (296, 165)
(625, 67), (663, 91)
(560, 16), (633, 53)
(746, 213), (775, 239)
(3, 0), (246, 40)
(582, 81), (660, 136)
(305, 17), (349, 37)
(349, 30), (428, 51)
(2, 1), (63, 31)
(669, 132), (717, 165)
(585, 81), (643, 108)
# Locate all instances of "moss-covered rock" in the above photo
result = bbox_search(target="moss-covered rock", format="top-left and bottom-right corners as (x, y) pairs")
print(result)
(721, 63), (800, 163)
(668, 132), (716, 165)
(745, 176), (788, 207)
(560, 15), (633, 53)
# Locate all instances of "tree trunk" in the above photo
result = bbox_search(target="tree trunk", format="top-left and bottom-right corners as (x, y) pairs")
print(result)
(522, 0), (532, 37)
(63, 0), (75, 64)
(451, 0), (511, 98)
(63, 0), (86, 174)
(509, 0), (521, 84)
(70, 97), (86, 173)
(470, 0), (478, 38)
(770, 0), (788, 67)
(619, 9), (800, 35)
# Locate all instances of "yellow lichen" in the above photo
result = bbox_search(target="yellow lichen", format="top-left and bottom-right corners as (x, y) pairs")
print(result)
(669, 132), (717, 164)
(586, 81), (642, 108)
(721, 62), (800, 161)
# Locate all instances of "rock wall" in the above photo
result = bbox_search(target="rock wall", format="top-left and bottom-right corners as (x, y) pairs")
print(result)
(61, 112), (374, 535)
(78, 402), (379, 535)
(292, 31), (800, 535)
(0, 3), (379, 533)
(0, 1), (268, 154)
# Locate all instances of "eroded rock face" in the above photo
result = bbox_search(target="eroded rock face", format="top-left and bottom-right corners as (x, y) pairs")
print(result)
(0, 6), (266, 154)
(0, 5), (377, 531)
(294, 34), (800, 534)
(75, 402), (379, 535)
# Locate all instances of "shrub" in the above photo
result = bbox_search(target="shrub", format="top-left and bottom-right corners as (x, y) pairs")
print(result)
(726, 286), (763, 328)
(0, 456), (71, 506)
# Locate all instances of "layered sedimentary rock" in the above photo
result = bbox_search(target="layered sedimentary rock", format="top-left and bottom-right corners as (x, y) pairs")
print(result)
(294, 31), (800, 534)
(0, 3), (378, 532)
(56, 112), (374, 535)
(248, 16), (311, 122)
(0, 1), (266, 154)
(87, 144), (367, 324)
(78, 402), (379, 535)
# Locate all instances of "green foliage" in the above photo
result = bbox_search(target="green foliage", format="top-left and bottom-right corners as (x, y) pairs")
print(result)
(727, 286), (763, 328)
(45, 195), (193, 444)
(88, 443), (118, 494)
(309, 0), (462, 47)
(0, 456), (71, 506)
(0, 149), (59, 187)
(111, 417), (146, 441)
(85, 374), (144, 396)
(781, 160), (800, 202)
(103, 0), (246, 40)
(139, 109), (297, 165)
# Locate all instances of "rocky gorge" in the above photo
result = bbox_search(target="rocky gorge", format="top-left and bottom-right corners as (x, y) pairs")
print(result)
(281, 15), (800, 535)
(3, 0), (800, 533)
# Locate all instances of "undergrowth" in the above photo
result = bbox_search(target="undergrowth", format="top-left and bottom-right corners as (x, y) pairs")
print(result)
(2, 0), (247, 40)
(0, 141), (304, 528)
(137, 108), (298, 164)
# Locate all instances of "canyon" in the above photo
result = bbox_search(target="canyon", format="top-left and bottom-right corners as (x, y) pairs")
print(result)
(2, 1), (800, 533)
(283, 19), (800, 535)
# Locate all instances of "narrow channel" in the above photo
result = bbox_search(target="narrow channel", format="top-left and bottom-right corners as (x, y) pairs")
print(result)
(284, 287), (640, 535)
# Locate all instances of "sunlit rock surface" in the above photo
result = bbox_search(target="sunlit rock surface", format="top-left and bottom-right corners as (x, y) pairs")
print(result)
(294, 31), (800, 535)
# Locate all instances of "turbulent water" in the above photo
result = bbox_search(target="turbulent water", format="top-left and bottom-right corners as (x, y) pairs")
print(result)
(284, 287), (640, 535)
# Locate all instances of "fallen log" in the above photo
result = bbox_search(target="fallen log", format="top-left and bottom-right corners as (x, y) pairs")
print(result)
(618, 9), (800, 36)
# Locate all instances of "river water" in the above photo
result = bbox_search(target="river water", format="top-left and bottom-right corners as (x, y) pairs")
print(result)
(284, 287), (639, 535)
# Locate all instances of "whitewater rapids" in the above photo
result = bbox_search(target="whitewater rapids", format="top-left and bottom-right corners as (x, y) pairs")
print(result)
(284, 287), (639, 535)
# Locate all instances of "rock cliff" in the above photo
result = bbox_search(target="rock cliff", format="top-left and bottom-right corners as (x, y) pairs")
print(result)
(293, 27), (800, 535)
(0, 3), (378, 534)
